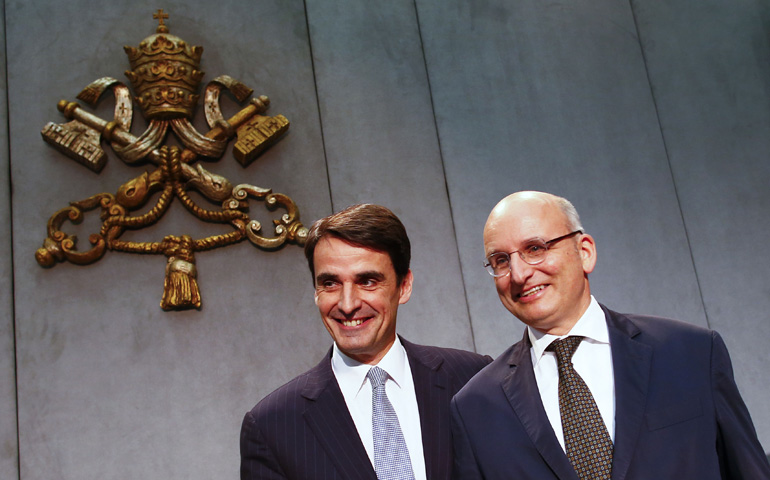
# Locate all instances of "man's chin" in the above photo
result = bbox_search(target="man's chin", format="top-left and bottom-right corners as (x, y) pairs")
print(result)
(512, 308), (555, 331)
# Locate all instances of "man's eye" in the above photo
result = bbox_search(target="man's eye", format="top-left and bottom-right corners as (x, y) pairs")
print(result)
(318, 281), (338, 290)
(492, 255), (509, 268)
(360, 278), (377, 288)
(524, 244), (545, 255)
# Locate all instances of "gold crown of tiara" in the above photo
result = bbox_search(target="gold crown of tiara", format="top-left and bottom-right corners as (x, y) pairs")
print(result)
(123, 10), (204, 120)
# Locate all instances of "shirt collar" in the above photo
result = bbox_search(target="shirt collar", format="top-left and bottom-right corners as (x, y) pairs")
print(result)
(528, 296), (608, 367)
(331, 336), (408, 399)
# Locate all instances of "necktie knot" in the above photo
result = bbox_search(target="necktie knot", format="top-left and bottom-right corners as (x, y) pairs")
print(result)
(547, 335), (584, 365)
(367, 366), (389, 388)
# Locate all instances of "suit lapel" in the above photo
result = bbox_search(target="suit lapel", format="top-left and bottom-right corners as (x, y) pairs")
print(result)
(502, 336), (579, 480)
(403, 339), (451, 480)
(301, 352), (378, 480)
(497, 307), (652, 480)
(603, 307), (651, 480)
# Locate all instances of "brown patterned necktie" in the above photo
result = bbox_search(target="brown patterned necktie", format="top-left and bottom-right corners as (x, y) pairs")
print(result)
(546, 336), (613, 479)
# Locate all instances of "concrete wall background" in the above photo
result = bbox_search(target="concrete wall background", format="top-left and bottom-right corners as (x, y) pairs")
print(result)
(2, 0), (768, 478)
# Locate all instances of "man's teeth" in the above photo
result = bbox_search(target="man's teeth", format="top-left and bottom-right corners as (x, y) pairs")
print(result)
(521, 286), (544, 297)
(342, 319), (364, 327)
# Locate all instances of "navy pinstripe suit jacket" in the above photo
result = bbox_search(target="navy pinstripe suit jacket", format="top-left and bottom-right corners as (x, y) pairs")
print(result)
(240, 336), (491, 480)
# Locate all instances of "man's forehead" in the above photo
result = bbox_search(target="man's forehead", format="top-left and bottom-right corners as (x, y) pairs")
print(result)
(313, 237), (395, 274)
(484, 201), (564, 248)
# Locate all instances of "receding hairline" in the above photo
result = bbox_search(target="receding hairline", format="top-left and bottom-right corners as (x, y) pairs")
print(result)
(485, 191), (583, 235)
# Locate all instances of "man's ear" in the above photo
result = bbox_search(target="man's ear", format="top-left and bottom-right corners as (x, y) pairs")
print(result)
(579, 233), (597, 274)
(399, 269), (414, 304)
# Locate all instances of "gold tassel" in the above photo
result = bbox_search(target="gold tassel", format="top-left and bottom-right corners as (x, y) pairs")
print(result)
(160, 235), (201, 310)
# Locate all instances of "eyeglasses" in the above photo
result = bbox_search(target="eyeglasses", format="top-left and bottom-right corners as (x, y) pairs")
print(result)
(483, 230), (582, 277)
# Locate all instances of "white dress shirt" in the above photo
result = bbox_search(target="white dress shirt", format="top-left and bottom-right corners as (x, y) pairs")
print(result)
(331, 337), (427, 480)
(528, 296), (615, 451)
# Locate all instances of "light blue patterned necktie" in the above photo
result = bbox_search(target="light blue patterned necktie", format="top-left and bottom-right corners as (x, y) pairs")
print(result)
(367, 366), (416, 480)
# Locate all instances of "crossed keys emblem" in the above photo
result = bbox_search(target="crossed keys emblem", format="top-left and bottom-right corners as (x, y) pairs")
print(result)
(35, 11), (307, 310)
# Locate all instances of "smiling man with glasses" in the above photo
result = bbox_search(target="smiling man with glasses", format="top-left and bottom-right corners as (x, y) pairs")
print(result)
(450, 191), (770, 480)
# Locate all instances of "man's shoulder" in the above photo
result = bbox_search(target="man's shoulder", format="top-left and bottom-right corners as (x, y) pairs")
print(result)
(401, 337), (492, 369)
(476, 340), (519, 377)
(604, 306), (721, 365)
(451, 342), (520, 404)
(245, 354), (331, 421)
(605, 306), (715, 343)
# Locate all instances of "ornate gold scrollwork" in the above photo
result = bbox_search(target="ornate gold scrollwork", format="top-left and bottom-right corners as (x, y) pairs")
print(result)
(36, 10), (307, 310)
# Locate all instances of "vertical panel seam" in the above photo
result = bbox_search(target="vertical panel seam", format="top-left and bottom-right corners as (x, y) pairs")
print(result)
(628, 0), (711, 329)
(303, 0), (335, 212)
(2, 0), (21, 476)
(412, 0), (480, 352)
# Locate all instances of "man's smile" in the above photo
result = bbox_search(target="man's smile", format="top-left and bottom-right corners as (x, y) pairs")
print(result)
(518, 285), (546, 298)
(338, 318), (369, 327)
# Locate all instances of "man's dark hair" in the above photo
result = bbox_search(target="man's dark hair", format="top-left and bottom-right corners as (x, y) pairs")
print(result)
(304, 204), (411, 282)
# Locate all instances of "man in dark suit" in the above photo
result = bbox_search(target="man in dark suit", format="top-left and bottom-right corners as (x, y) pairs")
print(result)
(451, 191), (770, 479)
(241, 204), (491, 480)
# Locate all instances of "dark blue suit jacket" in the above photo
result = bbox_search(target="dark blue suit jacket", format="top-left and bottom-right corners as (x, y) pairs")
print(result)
(241, 337), (491, 480)
(451, 305), (770, 479)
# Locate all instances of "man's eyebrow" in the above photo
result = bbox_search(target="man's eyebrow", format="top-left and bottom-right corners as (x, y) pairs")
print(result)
(521, 235), (545, 244)
(488, 235), (544, 254)
(355, 271), (386, 282)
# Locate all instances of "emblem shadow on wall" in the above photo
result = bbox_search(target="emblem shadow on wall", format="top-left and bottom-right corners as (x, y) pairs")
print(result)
(35, 10), (307, 311)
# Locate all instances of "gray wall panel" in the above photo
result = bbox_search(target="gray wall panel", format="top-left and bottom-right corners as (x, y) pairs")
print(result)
(417, 0), (705, 356)
(305, 0), (476, 350)
(8, 1), (329, 478)
(1, 2), (20, 479)
(633, 0), (770, 449)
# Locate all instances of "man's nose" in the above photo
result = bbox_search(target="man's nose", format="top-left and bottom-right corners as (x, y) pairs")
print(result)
(508, 253), (534, 285)
(338, 283), (361, 313)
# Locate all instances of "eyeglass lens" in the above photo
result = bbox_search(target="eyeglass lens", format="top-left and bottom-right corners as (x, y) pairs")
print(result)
(485, 239), (549, 276)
